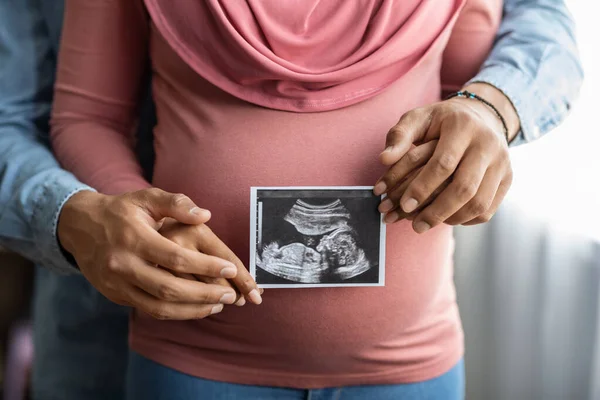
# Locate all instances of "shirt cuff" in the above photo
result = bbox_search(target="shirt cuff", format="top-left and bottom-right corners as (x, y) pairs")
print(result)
(467, 64), (543, 147)
(31, 173), (95, 275)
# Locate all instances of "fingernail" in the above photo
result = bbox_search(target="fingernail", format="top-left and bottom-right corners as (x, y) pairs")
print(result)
(219, 292), (236, 304)
(211, 304), (224, 315)
(402, 198), (419, 213)
(382, 146), (394, 154)
(384, 212), (399, 224)
(379, 198), (394, 213)
(190, 207), (203, 215)
(235, 296), (246, 306)
(248, 289), (262, 305)
(373, 181), (387, 196)
(220, 265), (237, 278)
(414, 221), (431, 234)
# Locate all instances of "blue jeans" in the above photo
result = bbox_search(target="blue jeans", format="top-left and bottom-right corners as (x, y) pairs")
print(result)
(126, 352), (465, 400)
(31, 267), (130, 400)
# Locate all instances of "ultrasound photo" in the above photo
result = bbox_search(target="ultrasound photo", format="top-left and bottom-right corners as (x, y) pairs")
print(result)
(249, 187), (386, 288)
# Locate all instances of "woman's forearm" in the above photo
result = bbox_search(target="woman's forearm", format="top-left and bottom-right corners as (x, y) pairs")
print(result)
(50, 0), (151, 194)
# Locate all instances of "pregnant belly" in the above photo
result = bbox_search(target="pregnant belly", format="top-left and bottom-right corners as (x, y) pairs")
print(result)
(139, 61), (458, 375)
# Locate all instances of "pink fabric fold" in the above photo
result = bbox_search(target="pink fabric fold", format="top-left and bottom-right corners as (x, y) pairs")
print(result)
(144, 0), (465, 111)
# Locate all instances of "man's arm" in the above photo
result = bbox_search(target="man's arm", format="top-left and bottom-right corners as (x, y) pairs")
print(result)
(467, 0), (584, 146)
(377, 0), (583, 231)
(0, 0), (261, 314)
(0, 0), (92, 273)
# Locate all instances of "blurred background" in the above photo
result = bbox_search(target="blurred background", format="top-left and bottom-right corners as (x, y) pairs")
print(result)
(0, 1), (598, 399)
(455, 1), (600, 398)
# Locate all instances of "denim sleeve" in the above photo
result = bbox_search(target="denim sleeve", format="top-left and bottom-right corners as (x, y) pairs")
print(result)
(468, 0), (584, 146)
(0, 0), (91, 274)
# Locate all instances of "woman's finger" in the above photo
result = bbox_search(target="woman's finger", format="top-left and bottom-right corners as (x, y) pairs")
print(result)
(124, 258), (238, 305)
(374, 140), (438, 196)
(127, 285), (223, 321)
(136, 226), (239, 278)
(194, 275), (246, 306)
(378, 167), (422, 216)
(160, 221), (247, 306)
(168, 269), (245, 306)
(410, 147), (490, 233)
(193, 225), (263, 305)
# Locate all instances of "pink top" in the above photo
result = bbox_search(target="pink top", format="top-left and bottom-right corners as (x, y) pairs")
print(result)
(51, 0), (500, 388)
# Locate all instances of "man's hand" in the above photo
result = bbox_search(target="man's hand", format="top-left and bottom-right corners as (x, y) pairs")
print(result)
(375, 141), (450, 221)
(57, 188), (258, 320)
(158, 219), (264, 308)
(374, 83), (519, 232)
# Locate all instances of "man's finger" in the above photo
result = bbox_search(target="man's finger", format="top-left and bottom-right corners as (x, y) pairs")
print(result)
(445, 167), (503, 225)
(128, 286), (223, 320)
(135, 188), (211, 225)
(382, 170), (450, 224)
(398, 121), (472, 214)
(463, 171), (512, 226)
(410, 149), (489, 233)
(374, 140), (438, 196)
(380, 108), (432, 166)
(135, 225), (239, 278)
(124, 258), (238, 305)
(193, 225), (262, 305)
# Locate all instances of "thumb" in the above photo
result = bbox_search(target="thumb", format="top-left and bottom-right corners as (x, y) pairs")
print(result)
(380, 107), (432, 166)
(136, 188), (211, 225)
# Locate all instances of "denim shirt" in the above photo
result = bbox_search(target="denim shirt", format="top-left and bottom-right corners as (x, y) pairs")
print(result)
(0, 0), (584, 274)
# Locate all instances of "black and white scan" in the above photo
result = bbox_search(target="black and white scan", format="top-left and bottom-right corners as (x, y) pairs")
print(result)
(250, 187), (385, 288)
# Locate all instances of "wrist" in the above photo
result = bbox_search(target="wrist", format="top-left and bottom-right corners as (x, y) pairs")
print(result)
(57, 190), (107, 255)
(461, 83), (521, 142)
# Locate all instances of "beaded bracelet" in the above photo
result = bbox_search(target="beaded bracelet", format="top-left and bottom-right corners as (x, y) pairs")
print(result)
(446, 90), (509, 143)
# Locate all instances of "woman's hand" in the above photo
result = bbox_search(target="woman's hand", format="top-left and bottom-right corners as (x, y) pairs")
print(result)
(374, 84), (519, 233)
(158, 218), (263, 311)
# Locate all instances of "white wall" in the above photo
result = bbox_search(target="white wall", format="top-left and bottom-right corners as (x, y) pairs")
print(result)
(455, 3), (600, 398)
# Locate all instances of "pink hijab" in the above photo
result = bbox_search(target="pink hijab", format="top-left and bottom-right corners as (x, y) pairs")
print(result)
(144, 0), (466, 112)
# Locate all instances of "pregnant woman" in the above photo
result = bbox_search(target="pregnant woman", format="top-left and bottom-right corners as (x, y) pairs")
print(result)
(50, 0), (581, 399)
